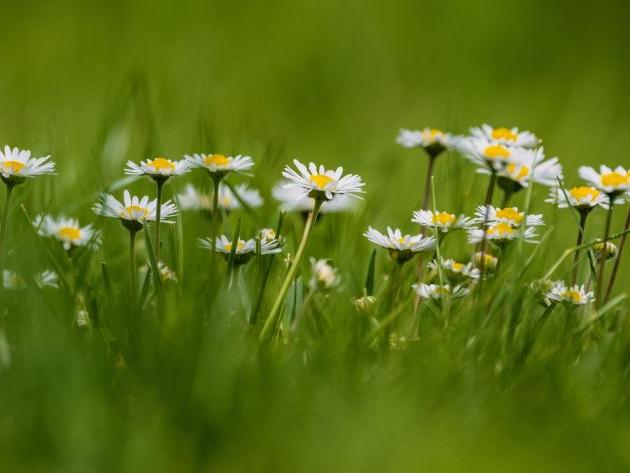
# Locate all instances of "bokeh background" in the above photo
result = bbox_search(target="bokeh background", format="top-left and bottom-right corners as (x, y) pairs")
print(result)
(2, 0), (630, 471)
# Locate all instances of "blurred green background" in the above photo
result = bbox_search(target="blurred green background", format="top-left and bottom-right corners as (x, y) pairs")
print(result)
(2, 0), (630, 471)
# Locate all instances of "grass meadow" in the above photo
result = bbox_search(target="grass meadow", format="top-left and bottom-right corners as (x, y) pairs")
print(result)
(2, 0), (630, 471)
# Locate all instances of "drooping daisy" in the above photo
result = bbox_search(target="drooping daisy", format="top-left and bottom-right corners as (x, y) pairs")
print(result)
(363, 226), (435, 263)
(456, 136), (526, 172)
(93, 190), (178, 231)
(309, 258), (341, 292)
(33, 214), (100, 250)
(396, 128), (455, 158)
(411, 210), (474, 233)
(272, 181), (357, 214)
(546, 281), (594, 306)
(199, 234), (282, 266)
(578, 165), (630, 196)
(491, 147), (563, 192)
(468, 222), (538, 245)
(427, 258), (480, 281)
(473, 206), (544, 227)
(470, 124), (540, 148)
(0, 145), (55, 185)
(282, 160), (365, 202)
(412, 283), (469, 300)
(546, 186), (610, 210)
(185, 153), (254, 177)
(125, 156), (190, 182)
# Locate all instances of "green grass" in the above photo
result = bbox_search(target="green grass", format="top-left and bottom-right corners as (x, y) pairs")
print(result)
(2, 0), (630, 471)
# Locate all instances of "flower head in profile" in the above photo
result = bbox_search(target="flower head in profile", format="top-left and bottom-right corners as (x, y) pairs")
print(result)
(125, 156), (190, 182)
(177, 184), (212, 212)
(0, 145), (55, 186)
(473, 206), (544, 227)
(412, 283), (469, 300)
(363, 226), (435, 263)
(468, 222), (538, 245)
(199, 233), (282, 266)
(471, 124), (540, 148)
(456, 136), (526, 172)
(93, 190), (177, 231)
(546, 281), (594, 306)
(490, 147), (563, 193)
(33, 214), (100, 250)
(272, 181), (357, 214)
(309, 258), (341, 292)
(396, 128), (455, 158)
(411, 210), (474, 233)
(428, 258), (480, 281)
(282, 160), (365, 202)
(185, 153), (254, 177)
(473, 251), (498, 272)
(179, 183), (263, 212)
(578, 165), (630, 196)
(546, 186), (610, 210)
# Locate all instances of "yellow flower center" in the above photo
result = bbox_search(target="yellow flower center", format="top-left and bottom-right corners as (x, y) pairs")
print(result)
(220, 196), (232, 207)
(310, 174), (334, 189)
(124, 205), (149, 219)
(569, 186), (600, 202)
(225, 241), (245, 252)
(148, 157), (175, 171)
(495, 207), (523, 224)
(487, 223), (515, 237)
(58, 226), (82, 241)
(2, 160), (25, 174)
(561, 290), (582, 304)
(483, 145), (511, 159)
(433, 212), (456, 226)
(422, 128), (443, 141)
(601, 172), (628, 187)
(204, 154), (231, 167)
(491, 127), (518, 141)
(451, 262), (464, 272)
(506, 163), (529, 180)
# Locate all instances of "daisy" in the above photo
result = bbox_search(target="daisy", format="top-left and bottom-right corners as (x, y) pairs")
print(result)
(578, 165), (630, 196)
(412, 283), (469, 300)
(396, 128), (455, 157)
(93, 190), (177, 231)
(33, 214), (100, 250)
(546, 281), (594, 306)
(0, 145), (55, 185)
(35, 270), (59, 289)
(2, 270), (25, 290)
(185, 153), (254, 177)
(178, 183), (263, 213)
(428, 258), (480, 281)
(363, 226), (435, 263)
(456, 136), (526, 172)
(491, 147), (563, 192)
(471, 124), (540, 148)
(411, 209), (474, 233)
(177, 184), (212, 212)
(309, 258), (341, 291)
(468, 222), (538, 245)
(272, 181), (357, 213)
(125, 156), (190, 182)
(473, 251), (498, 271)
(199, 234), (281, 266)
(473, 206), (544, 227)
(546, 186), (609, 210)
(282, 160), (365, 202)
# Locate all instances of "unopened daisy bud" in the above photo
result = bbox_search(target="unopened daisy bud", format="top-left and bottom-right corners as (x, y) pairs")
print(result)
(309, 258), (340, 292)
(593, 240), (618, 261)
(353, 294), (377, 314)
(473, 252), (498, 271)
(158, 262), (178, 283)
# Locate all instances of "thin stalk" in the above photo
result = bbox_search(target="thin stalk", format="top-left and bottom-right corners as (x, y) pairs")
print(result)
(572, 210), (589, 285)
(260, 199), (322, 343)
(596, 198), (614, 305)
(154, 179), (164, 263)
(209, 174), (223, 282)
(478, 170), (497, 282)
(500, 188), (513, 208)
(605, 205), (630, 303)
(0, 184), (15, 262)
(129, 229), (138, 305)
(421, 155), (436, 210)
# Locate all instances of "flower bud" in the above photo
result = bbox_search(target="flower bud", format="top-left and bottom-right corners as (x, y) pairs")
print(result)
(353, 294), (377, 314)
(593, 240), (617, 260)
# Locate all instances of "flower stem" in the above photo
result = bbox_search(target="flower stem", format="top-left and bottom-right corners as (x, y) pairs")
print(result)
(596, 198), (614, 305)
(154, 179), (164, 263)
(605, 205), (630, 303)
(209, 174), (223, 281)
(572, 210), (589, 285)
(260, 199), (322, 343)
(478, 170), (497, 282)
(500, 188), (513, 208)
(421, 155), (436, 210)
(0, 184), (15, 264)
(129, 229), (138, 305)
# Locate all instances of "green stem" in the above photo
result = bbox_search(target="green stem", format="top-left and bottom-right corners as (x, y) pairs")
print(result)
(478, 170), (497, 283)
(500, 188), (513, 208)
(596, 198), (614, 305)
(129, 229), (138, 305)
(421, 155), (436, 210)
(260, 199), (322, 343)
(572, 210), (589, 285)
(605, 205), (630, 303)
(0, 184), (15, 263)
(154, 179), (164, 263)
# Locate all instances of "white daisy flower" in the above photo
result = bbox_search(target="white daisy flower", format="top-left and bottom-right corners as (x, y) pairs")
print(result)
(199, 234), (281, 265)
(185, 153), (254, 176)
(34, 270), (59, 289)
(396, 128), (455, 157)
(33, 214), (100, 250)
(411, 209), (474, 233)
(282, 160), (365, 202)
(489, 147), (563, 190)
(93, 190), (177, 230)
(309, 258), (341, 291)
(470, 124), (539, 148)
(364, 226), (435, 263)
(412, 283), (469, 300)
(2, 270), (25, 290)
(428, 258), (480, 281)
(578, 165), (630, 196)
(473, 206), (544, 227)
(546, 281), (594, 306)
(217, 183), (263, 211)
(125, 156), (190, 181)
(456, 136), (530, 172)
(468, 222), (538, 245)
(272, 181), (357, 213)
(473, 252), (498, 271)
(0, 145), (55, 184)
(177, 184), (212, 211)
(545, 186), (610, 210)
